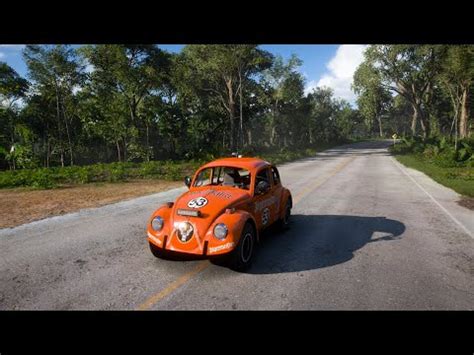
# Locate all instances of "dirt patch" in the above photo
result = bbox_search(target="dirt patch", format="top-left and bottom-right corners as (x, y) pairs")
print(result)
(0, 180), (181, 228)
(458, 197), (474, 210)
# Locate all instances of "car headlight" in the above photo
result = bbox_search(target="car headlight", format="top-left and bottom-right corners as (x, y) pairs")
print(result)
(175, 221), (194, 242)
(213, 223), (228, 240)
(151, 216), (164, 231)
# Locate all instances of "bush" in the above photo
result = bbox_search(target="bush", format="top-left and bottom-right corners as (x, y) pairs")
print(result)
(0, 142), (344, 189)
(391, 136), (474, 168)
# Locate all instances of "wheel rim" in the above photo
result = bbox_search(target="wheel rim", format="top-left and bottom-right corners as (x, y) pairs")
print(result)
(241, 232), (253, 263)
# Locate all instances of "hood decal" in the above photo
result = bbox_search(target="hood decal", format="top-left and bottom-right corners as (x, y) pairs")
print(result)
(187, 197), (208, 209)
(187, 189), (233, 200)
(173, 188), (250, 237)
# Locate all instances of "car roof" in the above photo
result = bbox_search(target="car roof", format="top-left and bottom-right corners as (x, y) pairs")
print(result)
(200, 157), (271, 171)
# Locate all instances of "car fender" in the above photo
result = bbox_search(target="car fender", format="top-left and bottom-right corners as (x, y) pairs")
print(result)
(147, 202), (174, 245)
(278, 188), (292, 220)
(204, 209), (258, 256)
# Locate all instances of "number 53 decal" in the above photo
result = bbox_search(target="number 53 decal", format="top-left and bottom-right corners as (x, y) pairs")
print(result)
(188, 197), (208, 209)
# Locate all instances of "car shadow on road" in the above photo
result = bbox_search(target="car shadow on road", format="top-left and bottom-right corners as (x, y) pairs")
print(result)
(247, 214), (406, 274)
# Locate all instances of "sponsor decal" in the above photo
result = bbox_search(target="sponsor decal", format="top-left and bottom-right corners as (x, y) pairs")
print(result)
(187, 197), (208, 208)
(209, 242), (235, 254)
(255, 196), (277, 212)
(147, 232), (162, 245)
(262, 207), (270, 225)
(187, 189), (233, 199)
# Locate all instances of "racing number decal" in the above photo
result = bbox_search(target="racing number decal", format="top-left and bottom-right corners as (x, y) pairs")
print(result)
(262, 207), (270, 225)
(188, 197), (208, 209)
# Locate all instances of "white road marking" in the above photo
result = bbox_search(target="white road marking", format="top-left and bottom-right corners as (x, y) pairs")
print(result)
(391, 157), (473, 239)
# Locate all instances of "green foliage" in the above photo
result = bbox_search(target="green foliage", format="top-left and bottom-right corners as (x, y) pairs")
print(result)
(395, 154), (474, 198)
(390, 136), (474, 168)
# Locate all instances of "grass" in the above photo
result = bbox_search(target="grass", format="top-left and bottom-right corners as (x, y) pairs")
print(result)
(393, 153), (474, 198)
(0, 141), (353, 190)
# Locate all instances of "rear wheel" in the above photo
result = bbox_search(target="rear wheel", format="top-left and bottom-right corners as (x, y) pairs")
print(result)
(217, 222), (256, 272)
(278, 199), (291, 230)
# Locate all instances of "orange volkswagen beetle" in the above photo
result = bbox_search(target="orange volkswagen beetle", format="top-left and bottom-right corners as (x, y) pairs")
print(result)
(146, 155), (292, 270)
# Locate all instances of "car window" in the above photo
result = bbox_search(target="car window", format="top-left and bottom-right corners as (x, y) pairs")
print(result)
(271, 166), (280, 186)
(194, 168), (212, 187)
(255, 168), (271, 191)
(194, 166), (251, 190)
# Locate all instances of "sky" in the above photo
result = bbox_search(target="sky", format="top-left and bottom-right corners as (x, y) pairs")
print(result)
(0, 44), (367, 104)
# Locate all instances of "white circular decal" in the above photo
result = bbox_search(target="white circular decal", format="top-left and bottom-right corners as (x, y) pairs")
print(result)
(262, 207), (270, 225)
(187, 197), (208, 209)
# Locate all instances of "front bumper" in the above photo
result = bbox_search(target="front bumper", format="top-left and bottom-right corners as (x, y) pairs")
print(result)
(147, 229), (236, 257)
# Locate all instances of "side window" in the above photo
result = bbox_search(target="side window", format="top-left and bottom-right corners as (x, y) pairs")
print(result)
(255, 168), (271, 190)
(271, 166), (280, 186)
(194, 168), (211, 187)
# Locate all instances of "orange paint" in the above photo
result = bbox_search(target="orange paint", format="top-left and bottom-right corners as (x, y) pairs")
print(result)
(146, 157), (292, 257)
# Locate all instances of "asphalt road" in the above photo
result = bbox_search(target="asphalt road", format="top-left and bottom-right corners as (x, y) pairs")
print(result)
(1, 140), (473, 310)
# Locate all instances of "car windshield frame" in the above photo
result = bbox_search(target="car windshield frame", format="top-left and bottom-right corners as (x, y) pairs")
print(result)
(193, 166), (252, 190)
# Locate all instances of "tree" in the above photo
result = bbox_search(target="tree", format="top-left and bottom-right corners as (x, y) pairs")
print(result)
(0, 62), (30, 169)
(80, 45), (171, 161)
(23, 45), (85, 166)
(307, 87), (339, 143)
(353, 61), (392, 137)
(437, 45), (474, 142)
(0, 62), (29, 107)
(361, 45), (442, 138)
(262, 54), (303, 146)
(179, 45), (272, 151)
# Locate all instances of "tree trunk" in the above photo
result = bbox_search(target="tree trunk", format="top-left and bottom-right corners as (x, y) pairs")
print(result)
(123, 138), (127, 162)
(145, 121), (150, 162)
(239, 71), (244, 150)
(270, 124), (276, 146)
(418, 108), (429, 139)
(411, 104), (418, 136)
(377, 115), (384, 137)
(270, 100), (279, 146)
(459, 86), (469, 139)
(61, 100), (74, 166)
(226, 79), (236, 151)
(116, 140), (122, 162)
(55, 88), (65, 168)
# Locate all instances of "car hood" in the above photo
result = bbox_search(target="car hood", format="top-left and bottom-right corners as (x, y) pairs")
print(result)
(171, 187), (250, 233)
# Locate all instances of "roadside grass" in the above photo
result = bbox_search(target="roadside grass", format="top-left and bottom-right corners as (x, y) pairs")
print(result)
(392, 150), (474, 198)
(0, 140), (353, 190)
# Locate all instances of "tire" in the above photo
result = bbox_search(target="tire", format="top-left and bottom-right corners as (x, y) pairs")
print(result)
(225, 222), (256, 271)
(149, 242), (166, 259)
(278, 199), (291, 230)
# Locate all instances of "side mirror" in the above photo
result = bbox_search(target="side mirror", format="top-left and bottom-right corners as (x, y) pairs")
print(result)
(184, 176), (192, 188)
(256, 180), (270, 195)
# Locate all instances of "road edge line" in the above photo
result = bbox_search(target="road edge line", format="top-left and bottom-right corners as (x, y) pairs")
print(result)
(391, 157), (473, 240)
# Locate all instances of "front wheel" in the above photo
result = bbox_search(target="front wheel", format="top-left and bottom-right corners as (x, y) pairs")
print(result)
(224, 222), (256, 271)
(149, 242), (166, 259)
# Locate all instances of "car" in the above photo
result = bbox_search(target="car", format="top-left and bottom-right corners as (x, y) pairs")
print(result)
(146, 155), (293, 271)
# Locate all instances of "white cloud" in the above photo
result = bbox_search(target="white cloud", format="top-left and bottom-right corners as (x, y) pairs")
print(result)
(304, 80), (318, 96)
(306, 45), (367, 103)
(0, 52), (4, 59)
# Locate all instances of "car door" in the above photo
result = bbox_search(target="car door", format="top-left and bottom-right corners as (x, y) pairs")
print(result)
(253, 167), (277, 230)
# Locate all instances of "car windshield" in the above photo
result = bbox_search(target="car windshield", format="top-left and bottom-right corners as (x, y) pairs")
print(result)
(193, 166), (251, 190)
